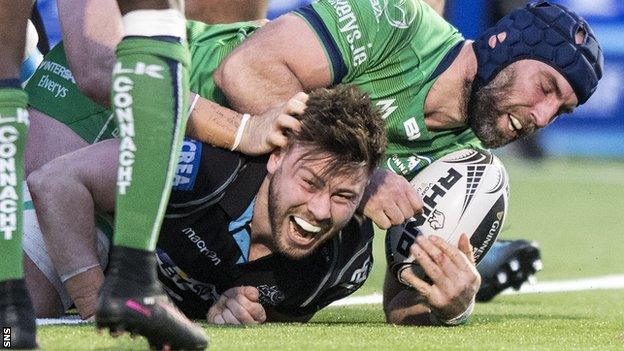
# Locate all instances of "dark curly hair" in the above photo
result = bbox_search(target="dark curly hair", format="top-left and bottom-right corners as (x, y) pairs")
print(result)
(286, 84), (386, 177)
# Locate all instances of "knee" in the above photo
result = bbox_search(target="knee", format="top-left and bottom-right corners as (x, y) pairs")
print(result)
(27, 158), (76, 203)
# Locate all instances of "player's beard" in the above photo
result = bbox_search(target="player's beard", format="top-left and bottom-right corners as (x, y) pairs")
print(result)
(466, 67), (535, 148)
(267, 168), (333, 260)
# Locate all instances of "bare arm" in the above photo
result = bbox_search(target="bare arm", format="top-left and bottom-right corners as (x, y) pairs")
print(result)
(383, 234), (480, 326)
(215, 14), (331, 114)
(383, 268), (433, 325)
(27, 139), (119, 319)
(185, 0), (268, 24)
(57, 0), (122, 106)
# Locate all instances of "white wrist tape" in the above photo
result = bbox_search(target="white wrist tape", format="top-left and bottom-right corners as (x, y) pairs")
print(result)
(187, 93), (200, 118)
(231, 113), (251, 151)
(59, 264), (101, 283)
(430, 298), (475, 327)
(122, 9), (186, 41)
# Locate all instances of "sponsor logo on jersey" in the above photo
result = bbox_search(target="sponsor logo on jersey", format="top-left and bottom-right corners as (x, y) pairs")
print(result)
(156, 248), (219, 303)
(181, 227), (221, 265)
(386, 153), (432, 177)
(0, 109), (28, 240)
(38, 60), (76, 83)
(327, 0), (372, 67)
(413, 167), (462, 227)
(172, 139), (202, 191)
(350, 256), (372, 284)
(403, 117), (421, 140)
(376, 99), (398, 120)
(427, 209), (445, 230)
(257, 285), (286, 306)
(36, 74), (68, 98)
(370, 0), (383, 22)
(384, 0), (417, 29)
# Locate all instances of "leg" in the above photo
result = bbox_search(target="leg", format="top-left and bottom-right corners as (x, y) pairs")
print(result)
(23, 253), (64, 318)
(28, 139), (119, 319)
(96, 1), (207, 349)
(0, 1), (37, 348)
(25, 108), (89, 177)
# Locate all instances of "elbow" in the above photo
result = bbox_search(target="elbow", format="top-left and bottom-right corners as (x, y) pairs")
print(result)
(214, 49), (252, 97)
(214, 54), (235, 95)
(27, 162), (68, 211)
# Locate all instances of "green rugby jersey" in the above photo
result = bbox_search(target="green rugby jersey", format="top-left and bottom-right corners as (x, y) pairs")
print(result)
(26, 4), (482, 180)
(296, 0), (483, 180)
(25, 21), (258, 143)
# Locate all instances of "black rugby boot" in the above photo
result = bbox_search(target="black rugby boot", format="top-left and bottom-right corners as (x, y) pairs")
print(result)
(476, 239), (543, 302)
(95, 246), (208, 350)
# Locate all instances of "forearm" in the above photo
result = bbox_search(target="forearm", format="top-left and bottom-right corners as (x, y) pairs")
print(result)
(185, 0), (268, 24)
(186, 93), (244, 149)
(384, 290), (435, 326)
(383, 268), (471, 327)
(58, 0), (122, 106)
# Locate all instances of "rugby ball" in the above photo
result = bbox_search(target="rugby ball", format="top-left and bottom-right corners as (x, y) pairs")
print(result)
(385, 149), (509, 285)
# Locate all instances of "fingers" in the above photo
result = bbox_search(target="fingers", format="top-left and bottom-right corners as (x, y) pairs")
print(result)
(410, 238), (450, 284)
(362, 169), (423, 229)
(218, 287), (266, 324)
(212, 313), (226, 325)
(406, 187), (424, 216)
(458, 233), (476, 266)
(370, 212), (392, 230)
(382, 203), (407, 228)
(430, 235), (473, 273)
(399, 266), (433, 298)
(224, 298), (259, 324)
(221, 308), (241, 325)
(284, 92), (309, 114)
(241, 286), (260, 301)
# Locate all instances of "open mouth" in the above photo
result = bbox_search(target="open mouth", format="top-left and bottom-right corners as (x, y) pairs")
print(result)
(287, 215), (322, 247)
(507, 114), (523, 133)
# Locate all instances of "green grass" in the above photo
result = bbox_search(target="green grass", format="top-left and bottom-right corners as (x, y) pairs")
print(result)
(36, 157), (624, 350)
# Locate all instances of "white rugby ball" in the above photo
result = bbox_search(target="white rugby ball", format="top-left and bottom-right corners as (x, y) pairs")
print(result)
(385, 149), (509, 285)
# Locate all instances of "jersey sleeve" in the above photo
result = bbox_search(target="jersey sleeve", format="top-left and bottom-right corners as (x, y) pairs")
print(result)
(294, 0), (423, 84)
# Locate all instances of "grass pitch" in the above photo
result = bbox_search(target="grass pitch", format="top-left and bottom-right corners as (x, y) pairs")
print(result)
(35, 157), (624, 350)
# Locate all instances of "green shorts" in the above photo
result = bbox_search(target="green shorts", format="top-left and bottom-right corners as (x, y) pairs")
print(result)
(25, 21), (259, 143)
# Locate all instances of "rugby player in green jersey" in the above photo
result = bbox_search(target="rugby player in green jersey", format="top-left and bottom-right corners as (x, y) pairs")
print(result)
(24, 0), (602, 327)
(0, 2), (38, 349)
(72, 0), (209, 348)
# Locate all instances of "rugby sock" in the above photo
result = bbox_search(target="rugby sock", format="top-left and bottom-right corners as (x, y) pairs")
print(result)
(0, 88), (29, 281)
(111, 10), (189, 251)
